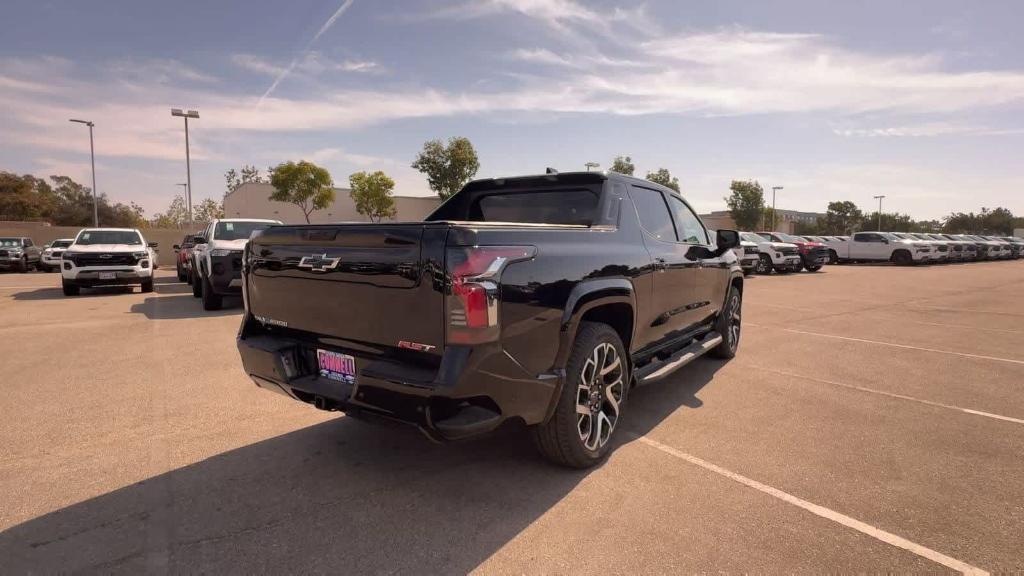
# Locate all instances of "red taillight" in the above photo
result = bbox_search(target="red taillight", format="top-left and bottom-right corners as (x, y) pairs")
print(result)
(446, 246), (535, 344)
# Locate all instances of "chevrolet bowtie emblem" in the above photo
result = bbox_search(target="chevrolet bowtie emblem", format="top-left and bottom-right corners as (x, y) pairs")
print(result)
(298, 253), (340, 272)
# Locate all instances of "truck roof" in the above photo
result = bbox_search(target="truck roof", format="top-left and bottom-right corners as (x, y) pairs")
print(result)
(463, 170), (681, 196)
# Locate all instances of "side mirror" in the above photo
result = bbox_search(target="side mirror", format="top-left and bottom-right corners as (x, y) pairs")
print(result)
(715, 229), (740, 253)
(172, 244), (181, 251)
(193, 237), (207, 244)
(880, 238), (889, 244)
(148, 242), (159, 248)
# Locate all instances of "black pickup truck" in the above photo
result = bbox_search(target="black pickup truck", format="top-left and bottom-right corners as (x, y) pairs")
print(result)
(237, 171), (744, 467)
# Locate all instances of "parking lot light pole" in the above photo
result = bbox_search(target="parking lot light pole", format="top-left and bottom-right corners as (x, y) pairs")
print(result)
(171, 108), (199, 227)
(176, 183), (188, 228)
(69, 119), (98, 227)
(874, 195), (886, 231)
(584, 162), (600, 172)
(771, 186), (783, 231)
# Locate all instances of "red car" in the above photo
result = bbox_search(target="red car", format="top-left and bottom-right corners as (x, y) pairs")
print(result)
(172, 233), (204, 282)
(756, 232), (829, 272)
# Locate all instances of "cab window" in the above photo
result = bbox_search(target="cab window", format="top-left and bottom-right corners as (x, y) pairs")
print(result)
(629, 187), (676, 242)
(666, 196), (708, 244)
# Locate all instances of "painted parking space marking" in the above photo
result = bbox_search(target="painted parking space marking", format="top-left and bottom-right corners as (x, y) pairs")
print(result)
(751, 366), (1024, 426)
(631, 434), (989, 576)
(747, 324), (1024, 367)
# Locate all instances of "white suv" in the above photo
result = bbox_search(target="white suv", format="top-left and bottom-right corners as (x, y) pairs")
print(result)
(190, 218), (281, 310)
(60, 228), (157, 296)
(741, 232), (802, 274)
(40, 238), (75, 272)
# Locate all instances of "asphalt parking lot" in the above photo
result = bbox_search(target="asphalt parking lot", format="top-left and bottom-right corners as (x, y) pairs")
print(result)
(1, 262), (1022, 573)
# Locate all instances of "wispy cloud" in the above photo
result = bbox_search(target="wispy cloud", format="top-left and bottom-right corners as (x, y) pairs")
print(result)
(260, 0), (356, 103)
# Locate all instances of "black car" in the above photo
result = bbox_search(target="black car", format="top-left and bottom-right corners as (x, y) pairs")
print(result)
(236, 171), (744, 467)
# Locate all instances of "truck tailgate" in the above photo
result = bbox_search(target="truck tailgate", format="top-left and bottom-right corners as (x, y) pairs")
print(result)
(246, 224), (447, 357)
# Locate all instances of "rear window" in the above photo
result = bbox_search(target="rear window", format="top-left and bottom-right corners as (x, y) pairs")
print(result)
(440, 189), (599, 225)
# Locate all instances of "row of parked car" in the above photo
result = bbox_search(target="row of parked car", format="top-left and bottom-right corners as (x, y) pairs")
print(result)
(728, 230), (1022, 275)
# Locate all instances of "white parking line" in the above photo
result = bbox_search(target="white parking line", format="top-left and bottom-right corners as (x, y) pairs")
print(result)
(752, 366), (1024, 426)
(908, 304), (1024, 317)
(631, 434), (989, 575)
(748, 324), (1024, 367)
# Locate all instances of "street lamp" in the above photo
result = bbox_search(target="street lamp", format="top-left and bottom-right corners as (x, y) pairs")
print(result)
(873, 195), (886, 231)
(771, 186), (784, 231)
(171, 108), (199, 226)
(584, 162), (600, 172)
(175, 183), (188, 228)
(69, 119), (98, 227)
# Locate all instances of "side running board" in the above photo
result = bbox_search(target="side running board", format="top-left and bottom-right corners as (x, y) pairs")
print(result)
(635, 331), (722, 385)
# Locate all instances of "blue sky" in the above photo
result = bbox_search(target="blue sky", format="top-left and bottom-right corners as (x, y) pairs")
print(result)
(2, 0), (1022, 219)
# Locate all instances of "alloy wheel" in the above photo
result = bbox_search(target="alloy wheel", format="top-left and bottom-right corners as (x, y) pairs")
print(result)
(727, 292), (741, 352)
(576, 342), (624, 451)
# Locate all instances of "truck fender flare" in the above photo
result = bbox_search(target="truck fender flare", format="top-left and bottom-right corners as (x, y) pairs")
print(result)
(542, 279), (636, 424)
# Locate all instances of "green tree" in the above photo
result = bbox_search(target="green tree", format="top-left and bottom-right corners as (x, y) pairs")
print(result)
(49, 175), (97, 226)
(859, 212), (917, 232)
(724, 180), (765, 230)
(150, 195), (189, 229)
(943, 212), (979, 233)
(823, 201), (864, 235)
(645, 168), (680, 192)
(225, 164), (267, 195)
(269, 160), (336, 223)
(349, 171), (398, 223)
(194, 198), (225, 224)
(411, 137), (480, 200)
(609, 156), (635, 176)
(979, 207), (1015, 234)
(0, 172), (54, 220)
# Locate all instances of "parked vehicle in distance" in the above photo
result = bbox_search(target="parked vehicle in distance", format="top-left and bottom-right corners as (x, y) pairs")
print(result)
(999, 236), (1024, 258)
(39, 238), (75, 272)
(830, 231), (932, 265)
(741, 232), (801, 274)
(0, 237), (42, 272)
(965, 234), (1004, 259)
(60, 228), (156, 295)
(980, 235), (1017, 259)
(191, 219), (281, 310)
(236, 171), (744, 467)
(756, 231), (829, 272)
(944, 234), (988, 259)
(732, 233), (760, 275)
(916, 233), (965, 261)
(892, 232), (949, 263)
(173, 233), (203, 282)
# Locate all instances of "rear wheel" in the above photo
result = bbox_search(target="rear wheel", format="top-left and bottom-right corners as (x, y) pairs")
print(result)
(62, 280), (79, 296)
(710, 286), (742, 359)
(756, 254), (773, 275)
(532, 322), (626, 468)
(201, 273), (222, 310)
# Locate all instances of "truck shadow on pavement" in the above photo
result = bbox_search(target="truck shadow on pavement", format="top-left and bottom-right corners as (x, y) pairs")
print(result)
(128, 294), (242, 320)
(11, 286), (135, 301)
(0, 359), (724, 573)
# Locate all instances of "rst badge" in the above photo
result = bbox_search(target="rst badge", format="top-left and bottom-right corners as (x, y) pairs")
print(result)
(398, 340), (436, 352)
(298, 253), (340, 272)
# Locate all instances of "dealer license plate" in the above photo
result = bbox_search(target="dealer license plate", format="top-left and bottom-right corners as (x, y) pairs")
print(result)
(317, 349), (356, 384)
(98, 271), (116, 280)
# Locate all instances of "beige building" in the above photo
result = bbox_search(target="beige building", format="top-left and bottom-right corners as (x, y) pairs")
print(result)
(223, 183), (442, 224)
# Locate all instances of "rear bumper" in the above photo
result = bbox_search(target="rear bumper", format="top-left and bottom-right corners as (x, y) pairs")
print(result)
(236, 321), (557, 441)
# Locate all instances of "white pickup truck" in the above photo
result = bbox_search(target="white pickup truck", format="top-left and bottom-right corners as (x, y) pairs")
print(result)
(740, 232), (802, 274)
(829, 231), (933, 265)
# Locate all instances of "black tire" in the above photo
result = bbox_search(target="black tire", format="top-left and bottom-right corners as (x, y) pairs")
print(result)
(531, 322), (627, 468)
(176, 262), (187, 282)
(17, 258), (28, 273)
(805, 264), (822, 272)
(201, 272), (222, 310)
(62, 280), (79, 296)
(828, 250), (839, 264)
(891, 250), (912, 266)
(756, 254), (773, 275)
(711, 284), (742, 359)
(141, 278), (154, 293)
(191, 263), (202, 298)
